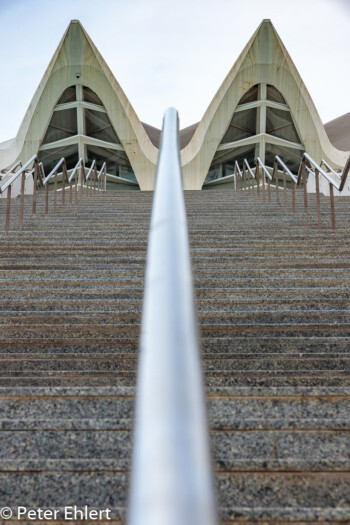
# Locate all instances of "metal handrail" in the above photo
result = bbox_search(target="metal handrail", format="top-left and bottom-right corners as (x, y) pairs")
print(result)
(0, 160), (22, 178)
(320, 159), (342, 179)
(236, 151), (350, 230)
(274, 155), (298, 184)
(128, 108), (217, 525)
(97, 162), (106, 179)
(42, 157), (67, 186)
(299, 152), (350, 192)
(1, 152), (106, 231)
(234, 160), (242, 178)
(85, 159), (96, 182)
(68, 158), (85, 183)
(244, 159), (256, 179)
(0, 155), (37, 194)
(0, 154), (41, 231)
(257, 156), (272, 180)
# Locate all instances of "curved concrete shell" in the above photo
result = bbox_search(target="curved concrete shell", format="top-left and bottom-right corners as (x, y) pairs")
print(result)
(0, 20), (158, 190)
(181, 19), (349, 190)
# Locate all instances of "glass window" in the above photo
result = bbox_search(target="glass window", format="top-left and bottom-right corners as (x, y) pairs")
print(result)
(42, 108), (77, 144)
(38, 145), (79, 173)
(83, 86), (103, 105)
(266, 107), (301, 144)
(86, 145), (137, 182)
(57, 86), (76, 104)
(265, 143), (304, 174)
(85, 109), (120, 144)
(267, 85), (286, 104)
(205, 145), (257, 183)
(238, 85), (258, 105)
(221, 108), (257, 144)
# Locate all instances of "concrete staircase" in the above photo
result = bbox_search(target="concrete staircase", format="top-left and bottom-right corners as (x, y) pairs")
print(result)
(0, 189), (349, 523)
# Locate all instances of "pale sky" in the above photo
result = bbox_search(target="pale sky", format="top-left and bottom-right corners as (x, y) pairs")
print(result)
(0, 0), (349, 142)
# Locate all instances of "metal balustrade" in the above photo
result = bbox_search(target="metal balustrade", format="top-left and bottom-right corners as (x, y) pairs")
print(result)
(0, 154), (107, 231)
(234, 152), (350, 230)
(128, 108), (217, 525)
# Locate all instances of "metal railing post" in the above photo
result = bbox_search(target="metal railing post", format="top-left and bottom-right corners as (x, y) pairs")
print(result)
(5, 184), (11, 231)
(329, 183), (336, 230)
(32, 159), (39, 215)
(62, 163), (66, 206)
(315, 169), (321, 228)
(19, 171), (25, 231)
(301, 160), (308, 215)
(53, 172), (57, 213)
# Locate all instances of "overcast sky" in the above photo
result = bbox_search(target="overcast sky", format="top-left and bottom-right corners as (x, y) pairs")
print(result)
(0, 0), (349, 142)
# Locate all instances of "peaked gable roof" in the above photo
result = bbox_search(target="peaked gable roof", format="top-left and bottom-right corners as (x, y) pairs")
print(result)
(0, 20), (158, 189)
(181, 19), (349, 188)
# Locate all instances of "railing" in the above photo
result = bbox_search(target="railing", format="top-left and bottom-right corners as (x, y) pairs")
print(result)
(128, 108), (217, 525)
(233, 152), (350, 230)
(273, 155), (298, 214)
(0, 154), (41, 231)
(0, 154), (107, 231)
(297, 152), (350, 229)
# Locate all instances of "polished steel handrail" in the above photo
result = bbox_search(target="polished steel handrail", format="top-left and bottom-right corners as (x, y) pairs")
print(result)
(67, 158), (86, 203)
(244, 158), (256, 179)
(234, 160), (242, 178)
(299, 152), (350, 192)
(234, 160), (244, 191)
(68, 157), (85, 183)
(0, 155), (37, 194)
(85, 159), (96, 182)
(42, 157), (67, 186)
(320, 159), (342, 179)
(0, 160), (22, 179)
(257, 156), (272, 180)
(41, 157), (69, 213)
(0, 154), (41, 231)
(244, 159), (259, 194)
(236, 151), (350, 230)
(1, 153), (106, 231)
(274, 155), (298, 184)
(128, 108), (217, 525)
(97, 162), (107, 191)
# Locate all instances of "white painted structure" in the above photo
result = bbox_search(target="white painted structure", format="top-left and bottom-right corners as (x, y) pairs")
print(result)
(0, 19), (349, 193)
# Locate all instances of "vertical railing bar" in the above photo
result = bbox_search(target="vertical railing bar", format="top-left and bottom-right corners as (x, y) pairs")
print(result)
(329, 183), (336, 230)
(45, 182), (49, 214)
(303, 162), (308, 215)
(275, 166), (279, 203)
(315, 169), (321, 228)
(75, 170), (78, 203)
(54, 172), (57, 213)
(19, 171), (25, 231)
(81, 163), (85, 200)
(32, 160), (38, 215)
(5, 184), (11, 232)
(62, 165), (66, 206)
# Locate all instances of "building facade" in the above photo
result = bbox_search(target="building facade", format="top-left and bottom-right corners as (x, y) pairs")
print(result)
(0, 19), (349, 194)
